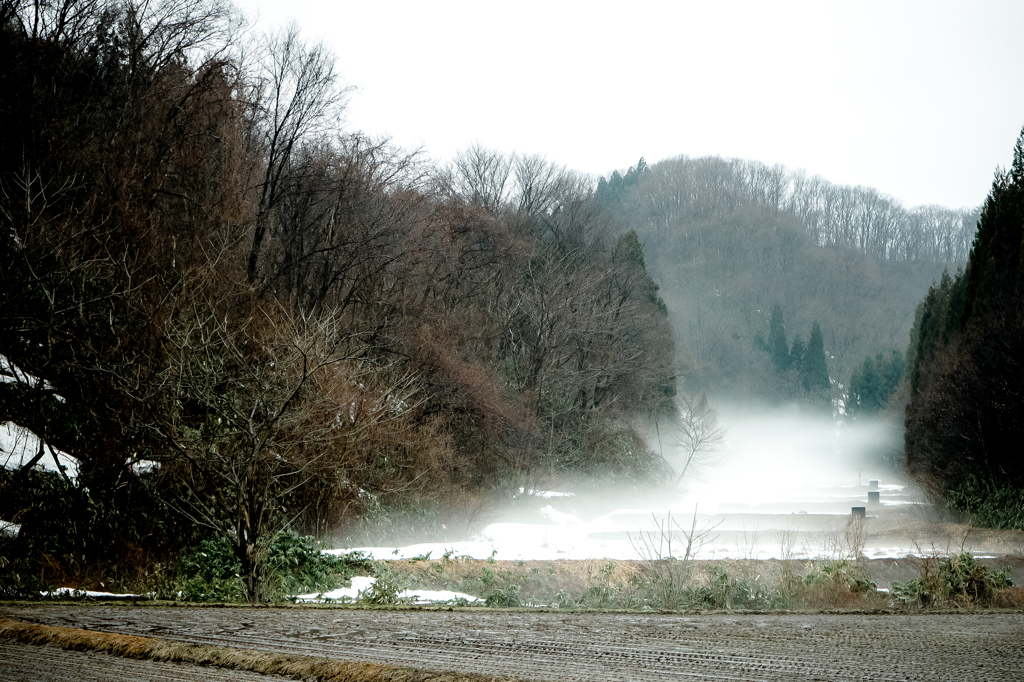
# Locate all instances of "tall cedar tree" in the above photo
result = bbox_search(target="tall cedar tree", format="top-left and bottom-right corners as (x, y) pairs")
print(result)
(801, 322), (830, 392)
(904, 127), (1024, 511)
(767, 305), (790, 372)
(848, 351), (902, 416)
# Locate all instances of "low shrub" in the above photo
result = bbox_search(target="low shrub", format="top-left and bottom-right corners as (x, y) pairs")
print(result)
(890, 552), (1013, 607)
(357, 565), (410, 605)
(685, 567), (789, 610)
(161, 531), (369, 602)
(169, 537), (246, 602)
(485, 583), (522, 607)
(803, 559), (876, 593)
(794, 559), (877, 608)
(641, 557), (693, 610)
(946, 478), (1024, 531)
(0, 552), (46, 599)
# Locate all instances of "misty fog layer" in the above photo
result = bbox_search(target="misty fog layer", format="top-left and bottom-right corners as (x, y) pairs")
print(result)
(672, 406), (903, 514)
(349, 408), (938, 562)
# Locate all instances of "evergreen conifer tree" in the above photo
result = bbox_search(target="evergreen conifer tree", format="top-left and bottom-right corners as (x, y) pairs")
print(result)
(905, 126), (1024, 515)
(801, 321), (830, 392)
(767, 305), (789, 373)
(962, 131), (1024, 322)
(908, 270), (955, 400)
(848, 356), (882, 415)
(789, 335), (806, 371)
(848, 350), (904, 416)
(879, 350), (905, 397)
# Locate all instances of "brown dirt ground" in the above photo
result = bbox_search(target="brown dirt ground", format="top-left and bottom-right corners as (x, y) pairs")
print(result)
(2, 604), (1022, 682)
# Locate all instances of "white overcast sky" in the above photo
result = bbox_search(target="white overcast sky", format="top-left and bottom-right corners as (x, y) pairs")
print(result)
(235, 0), (1023, 210)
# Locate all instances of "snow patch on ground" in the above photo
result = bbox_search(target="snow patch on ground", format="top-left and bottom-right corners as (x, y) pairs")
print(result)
(294, 576), (480, 604)
(539, 505), (581, 525)
(518, 488), (575, 499)
(0, 423), (78, 478)
(328, 542), (501, 562)
(43, 588), (146, 598)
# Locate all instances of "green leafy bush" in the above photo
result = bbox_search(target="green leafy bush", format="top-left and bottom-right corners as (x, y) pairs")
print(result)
(890, 552), (1013, 607)
(0, 551), (44, 599)
(685, 568), (789, 610)
(485, 583), (522, 607)
(170, 537), (246, 602)
(269, 531), (370, 596)
(358, 565), (410, 605)
(803, 559), (877, 593)
(0, 468), (84, 575)
(164, 532), (369, 602)
(946, 479), (1024, 531)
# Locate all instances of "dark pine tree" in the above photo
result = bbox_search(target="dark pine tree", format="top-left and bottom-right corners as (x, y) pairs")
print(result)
(767, 305), (790, 373)
(789, 335), (806, 372)
(850, 356), (881, 415)
(596, 158), (648, 206)
(879, 350), (905, 397)
(904, 126), (1024, 521)
(801, 321), (830, 393)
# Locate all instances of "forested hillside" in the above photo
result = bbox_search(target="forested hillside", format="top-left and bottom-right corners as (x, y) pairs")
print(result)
(598, 157), (978, 405)
(0, 0), (673, 599)
(904, 129), (1024, 529)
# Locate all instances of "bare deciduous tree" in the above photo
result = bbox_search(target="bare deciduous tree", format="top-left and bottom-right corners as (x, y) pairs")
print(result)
(244, 21), (350, 283)
(446, 143), (514, 216)
(157, 292), (424, 602)
(629, 507), (720, 609)
(672, 393), (726, 487)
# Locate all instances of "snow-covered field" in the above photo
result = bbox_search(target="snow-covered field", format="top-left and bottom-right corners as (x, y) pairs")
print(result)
(293, 576), (480, 604)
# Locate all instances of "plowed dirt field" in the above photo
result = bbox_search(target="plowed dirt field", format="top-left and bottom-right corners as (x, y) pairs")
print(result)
(2, 605), (1022, 681)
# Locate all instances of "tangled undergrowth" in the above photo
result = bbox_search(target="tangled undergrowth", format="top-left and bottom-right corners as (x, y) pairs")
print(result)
(6, 531), (1020, 610)
(889, 552), (1018, 608)
(147, 532), (373, 603)
(378, 552), (1019, 611)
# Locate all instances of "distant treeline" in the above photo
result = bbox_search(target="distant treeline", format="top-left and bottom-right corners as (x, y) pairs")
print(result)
(598, 157), (963, 403)
(602, 155), (979, 263)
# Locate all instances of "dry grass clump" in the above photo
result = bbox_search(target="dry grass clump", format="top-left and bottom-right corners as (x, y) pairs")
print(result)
(390, 555), (484, 584)
(391, 556), (641, 605)
(0, 618), (523, 682)
(793, 580), (882, 609)
(992, 586), (1024, 608)
(559, 558), (642, 587)
(378, 552), (1020, 612)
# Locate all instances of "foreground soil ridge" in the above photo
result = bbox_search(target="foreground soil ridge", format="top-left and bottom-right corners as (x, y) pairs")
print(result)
(0, 618), (524, 682)
(2, 605), (1022, 682)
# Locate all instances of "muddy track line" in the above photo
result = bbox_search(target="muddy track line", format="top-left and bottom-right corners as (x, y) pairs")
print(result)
(2, 606), (1022, 681)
